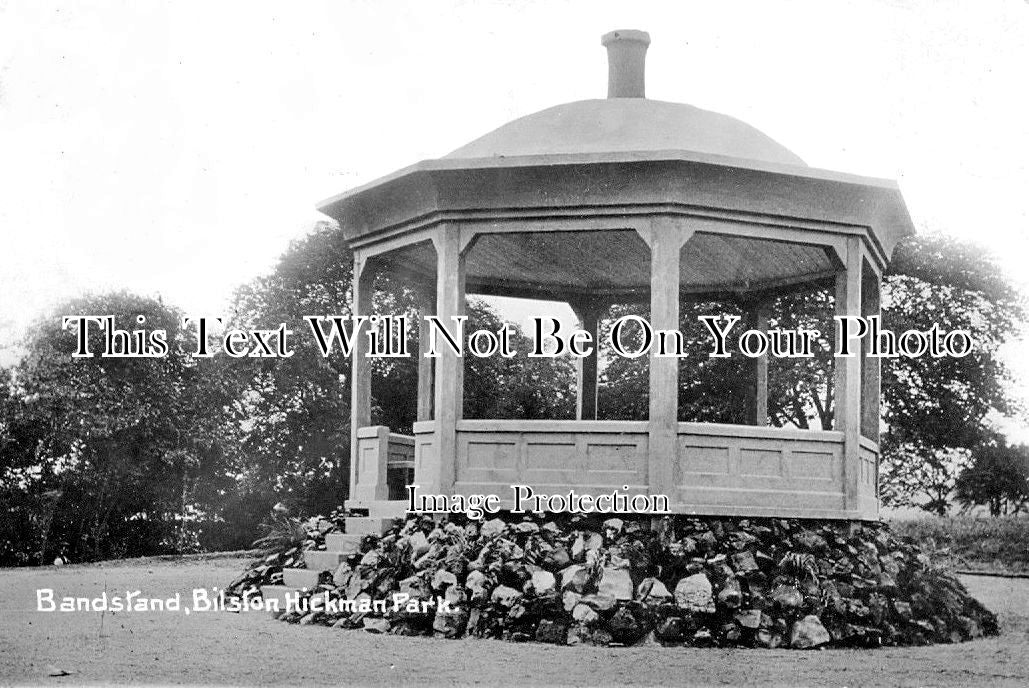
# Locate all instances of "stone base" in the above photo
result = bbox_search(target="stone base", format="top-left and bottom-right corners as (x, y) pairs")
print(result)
(230, 514), (998, 649)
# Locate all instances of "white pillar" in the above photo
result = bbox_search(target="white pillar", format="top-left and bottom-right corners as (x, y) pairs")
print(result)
(860, 261), (881, 443)
(430, 224), (466, 495)
(416, 291), (435, 422)
(834, 236), (862, 513)
(350, 254), (381, 502)
(744, 301), (770, 426)
(570, 301), (603, 420)
(639, 218), (693, 499)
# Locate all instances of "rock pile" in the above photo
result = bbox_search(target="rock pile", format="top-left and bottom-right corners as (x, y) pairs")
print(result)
(227, 515), (997, 649)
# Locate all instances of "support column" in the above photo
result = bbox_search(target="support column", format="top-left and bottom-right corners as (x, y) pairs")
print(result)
(860, 256), (883, 516)
(569, 300), (604, 420)
(416, 291), (435, 422)
(350, 253), (380, 502)
(833, 236), (863, 513)
(430, 224), (466, 496)
(639, 218), (693, 500)
(743, 301), (771, 426)
(860, 259), (881, 443)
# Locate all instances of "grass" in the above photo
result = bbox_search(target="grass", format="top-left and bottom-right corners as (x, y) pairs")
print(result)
(890, 515), (1029, 573)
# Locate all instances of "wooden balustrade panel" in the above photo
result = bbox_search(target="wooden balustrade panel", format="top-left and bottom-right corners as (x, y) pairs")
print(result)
(451, 420), (649, 499)
(410, 420), (869, 519)
(857, 438), (880, 516)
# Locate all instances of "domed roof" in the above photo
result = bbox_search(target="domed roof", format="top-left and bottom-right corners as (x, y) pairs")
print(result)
(317, 30), (915, 267)
(444, 98), (806, 166)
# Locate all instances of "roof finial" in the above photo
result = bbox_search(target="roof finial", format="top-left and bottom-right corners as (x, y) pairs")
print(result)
(601, 30), (650, 98)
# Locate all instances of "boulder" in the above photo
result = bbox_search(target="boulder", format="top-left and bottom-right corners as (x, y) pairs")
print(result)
(535, 619), (567, 644)
(754, 628), (784, 648)
(654, 616), (688, 643)
(580, 594), (617, 613)
(772, 584), (803, 612)
(608, 603), (651, 645)
(465, 570), (492, 602)
(530, 570), (557, 594)
(431, 569), (457, 591)
(560, 564), (589, 593)
(675, 573), (715, 613)
(790, 614), (831, 649)
(490, 585), (522, 607)
(735, 609), (762, 630)
(572, 603), (600, 625)
(636, 577), (672, 602)
(731, 551), (759, 574)
(598, 567), (633, 600)
(480, 518), (507, 539)
(717, 577), (742, 609)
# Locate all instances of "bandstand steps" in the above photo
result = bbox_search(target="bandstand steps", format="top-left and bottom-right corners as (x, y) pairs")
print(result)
(259, 584), (295, 611)
(344, 516), (397, 536)
(348, 500), (409, 519)
(258, 505), (407, 611)
(303, 550), (348, 572)
(323, 532), (363, 554)
(282, 567), (321, 589)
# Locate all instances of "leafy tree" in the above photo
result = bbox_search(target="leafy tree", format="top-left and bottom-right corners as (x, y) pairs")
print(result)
(215, 221), (368, 540)
(0, 292), (231, 564)
(600, 301), (755, 423)
(464, 302), (576, 421)
(598, 294), (837, 427)
(765, 290), (837, 430)
(879, 233), (1024, 513)
(954, 440), (1029, 516)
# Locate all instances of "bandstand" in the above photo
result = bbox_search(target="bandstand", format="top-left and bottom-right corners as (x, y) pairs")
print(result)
(317, 30), (914, 523)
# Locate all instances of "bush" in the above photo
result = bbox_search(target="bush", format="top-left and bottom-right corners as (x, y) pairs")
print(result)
(890, 515), (1029, 572)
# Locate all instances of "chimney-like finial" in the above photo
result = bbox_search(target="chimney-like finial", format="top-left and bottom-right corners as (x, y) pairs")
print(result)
(601, 29), (650, 98)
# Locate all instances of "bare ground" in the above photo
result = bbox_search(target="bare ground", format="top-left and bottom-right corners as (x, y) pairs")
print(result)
(1, 556), (1027, 687)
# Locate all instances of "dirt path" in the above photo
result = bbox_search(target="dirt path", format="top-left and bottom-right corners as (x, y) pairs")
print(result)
(1, 558), (1027, 686)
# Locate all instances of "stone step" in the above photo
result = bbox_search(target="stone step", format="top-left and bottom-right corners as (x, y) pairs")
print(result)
(369, 501), (409, 519)
(345, 515), (398, 536)
(324, 533), (364, 554)
(303, 550), (348, 572)
(281, 567), (320, 590)
(258, 585), (296, 614)
(348, 500), (410, 519)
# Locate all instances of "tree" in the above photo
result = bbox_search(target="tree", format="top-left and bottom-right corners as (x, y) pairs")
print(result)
(600, 301), (756, 423)
(214, 221), (365, 540)
(879, 233), (1024, 513)
(463, 302), (576, 421)
(0, 292), (231, 564)
(955, 441), (1029, 516)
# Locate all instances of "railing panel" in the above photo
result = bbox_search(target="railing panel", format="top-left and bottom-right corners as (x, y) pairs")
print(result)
(406, 420), (871, 519)
(857, 439), (879, 516)
(452, 420), (649, 498)
(675, 423), (847, 517)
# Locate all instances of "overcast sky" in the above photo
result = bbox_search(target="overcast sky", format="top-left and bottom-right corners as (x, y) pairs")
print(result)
(1, 0), (1027, 436)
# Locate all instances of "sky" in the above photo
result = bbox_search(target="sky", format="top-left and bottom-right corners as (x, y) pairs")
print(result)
(0, 0), (1027, 437)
